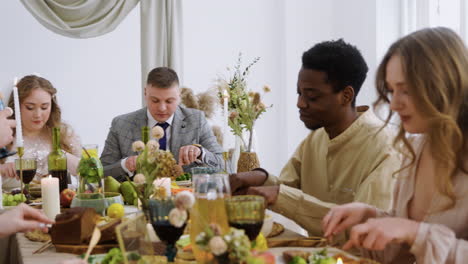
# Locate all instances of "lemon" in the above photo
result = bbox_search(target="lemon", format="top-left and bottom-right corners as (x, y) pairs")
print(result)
(107, 203), (125, 219)
(253, 233), (268, 251)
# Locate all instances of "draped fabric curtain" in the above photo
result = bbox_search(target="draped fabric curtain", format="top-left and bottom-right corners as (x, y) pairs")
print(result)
(140, 0), (183, 104)
(19, 0), (183, 103)
(19, 0), (140, 38)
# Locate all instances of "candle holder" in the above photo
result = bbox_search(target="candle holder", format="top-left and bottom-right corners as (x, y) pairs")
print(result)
(17, 147), (25, 202)
(223, 151), (229, 173)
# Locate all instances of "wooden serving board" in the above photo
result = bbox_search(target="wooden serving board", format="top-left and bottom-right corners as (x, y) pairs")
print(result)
(54, 243), (118, 255)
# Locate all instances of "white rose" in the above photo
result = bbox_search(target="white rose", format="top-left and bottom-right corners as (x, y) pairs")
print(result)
(175, 191), (195, 210)
(168, 208), (187, 228)
(151, 126), (165, 140)
(209, 236), (227, 256)
(146, 140), (160, 152)
(132, 141), (145, 152)
(133, 173), (146, 184)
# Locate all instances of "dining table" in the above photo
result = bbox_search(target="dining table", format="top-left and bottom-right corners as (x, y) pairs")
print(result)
(9, 208), (308, 264)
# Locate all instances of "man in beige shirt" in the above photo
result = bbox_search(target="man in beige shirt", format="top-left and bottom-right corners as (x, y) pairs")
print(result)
(230, 39), (400, 237)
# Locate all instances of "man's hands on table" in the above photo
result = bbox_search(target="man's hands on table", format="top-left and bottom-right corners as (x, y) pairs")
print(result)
(246, 186), (280, 206)
(229, 169), (269, 193)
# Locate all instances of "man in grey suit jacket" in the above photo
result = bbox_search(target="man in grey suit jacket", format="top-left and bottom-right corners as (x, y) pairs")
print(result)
(101, 67), (223, 181)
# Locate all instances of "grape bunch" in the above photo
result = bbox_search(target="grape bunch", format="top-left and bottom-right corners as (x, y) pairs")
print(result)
(3, 193), (27, 206)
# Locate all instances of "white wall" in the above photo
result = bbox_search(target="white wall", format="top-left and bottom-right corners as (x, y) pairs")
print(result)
(182, 0), (286, 174)
(0, 1), (141, 153)
(0, 1), (401, 176)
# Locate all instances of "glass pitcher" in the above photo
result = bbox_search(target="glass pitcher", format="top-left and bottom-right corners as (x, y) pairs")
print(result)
(189, 167), (230, 264)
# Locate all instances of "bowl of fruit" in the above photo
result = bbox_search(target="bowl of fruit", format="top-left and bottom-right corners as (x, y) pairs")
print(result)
(70, 192), (123, 215)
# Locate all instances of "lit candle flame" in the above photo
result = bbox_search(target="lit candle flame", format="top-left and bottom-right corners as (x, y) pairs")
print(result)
(336, 257), (343, 264)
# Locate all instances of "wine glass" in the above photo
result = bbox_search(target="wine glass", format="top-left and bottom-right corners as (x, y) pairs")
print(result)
(225, 195), (265, 241)
(190, 168), (231, 264)
(148, 198), (186, 262)
(15, 158), (37, 203)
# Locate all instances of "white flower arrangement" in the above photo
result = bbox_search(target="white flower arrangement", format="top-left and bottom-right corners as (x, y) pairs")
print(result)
(167, 191), (194, 227)
(195, 224), (252, 261)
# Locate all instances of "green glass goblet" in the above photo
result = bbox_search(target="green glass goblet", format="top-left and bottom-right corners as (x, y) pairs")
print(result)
(225, 195), (265, 241)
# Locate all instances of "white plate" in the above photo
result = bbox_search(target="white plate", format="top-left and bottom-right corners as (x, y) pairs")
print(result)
(270, 247), (359, 264)
(175, 180), (191, 187)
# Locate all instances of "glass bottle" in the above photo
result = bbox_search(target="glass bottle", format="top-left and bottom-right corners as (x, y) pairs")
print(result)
(48, 127), (67, 192)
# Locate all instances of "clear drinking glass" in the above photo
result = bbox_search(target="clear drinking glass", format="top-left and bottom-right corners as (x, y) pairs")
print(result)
(189, 168), (230, 264)
(78, 144), (104, 194)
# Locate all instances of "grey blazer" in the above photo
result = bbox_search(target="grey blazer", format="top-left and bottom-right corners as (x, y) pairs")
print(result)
(101, 106), (223, 181)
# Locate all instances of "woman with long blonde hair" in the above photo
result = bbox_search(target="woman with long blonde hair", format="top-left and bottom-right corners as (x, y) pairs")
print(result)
(1, 75), (82, 191)
(322, 27), (468, 263)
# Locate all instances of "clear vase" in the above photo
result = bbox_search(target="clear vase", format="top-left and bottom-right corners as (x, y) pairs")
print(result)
(78, 175), (104, 195)
(77, 144), (104, 194)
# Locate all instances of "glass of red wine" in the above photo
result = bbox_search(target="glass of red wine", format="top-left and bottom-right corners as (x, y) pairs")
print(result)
(225, 195), (265, 242)
(15, 158), (37, 203)
(149, 198), (186, 262)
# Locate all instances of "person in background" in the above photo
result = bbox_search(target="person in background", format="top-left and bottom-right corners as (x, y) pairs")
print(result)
(322, 27), (468, 264)
(229, 39), (400, 238)
(101, 67), (223, 181)
(0, 108), (53, 238)
(0, 75), (82, 191)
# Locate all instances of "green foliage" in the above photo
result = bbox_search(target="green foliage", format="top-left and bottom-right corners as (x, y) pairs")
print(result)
(175, 173), (191, 181)
(289, 256), (308, 264)
(78, 156), (104, 184)
(101, 248), (123, 264)
(127, 252), (141, 261)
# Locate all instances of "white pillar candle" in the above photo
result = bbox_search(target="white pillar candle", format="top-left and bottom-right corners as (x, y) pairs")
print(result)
(12, 78), (23, 148)
(41, 175), (60, 220)
(153, 177), (171, 198)
(223, 89), (229, 151)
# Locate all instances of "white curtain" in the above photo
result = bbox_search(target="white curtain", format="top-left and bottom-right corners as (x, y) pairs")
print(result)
(19, 0), (183, 103)
(19, 0), (139, 38)
(140, 0), (183, 104)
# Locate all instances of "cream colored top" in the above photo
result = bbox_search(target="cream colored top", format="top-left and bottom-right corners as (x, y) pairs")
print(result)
(2, 124), (82, 191)
(364, 135), (468, 264)
(267, 106), (400, 236)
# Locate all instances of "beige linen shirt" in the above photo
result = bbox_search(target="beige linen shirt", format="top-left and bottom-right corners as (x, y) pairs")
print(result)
(267, 106), (399, 236)
(364, 135), (468, 264)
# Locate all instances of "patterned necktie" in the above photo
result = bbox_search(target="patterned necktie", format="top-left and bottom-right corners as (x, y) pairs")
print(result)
(156, 122), (170, 150)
